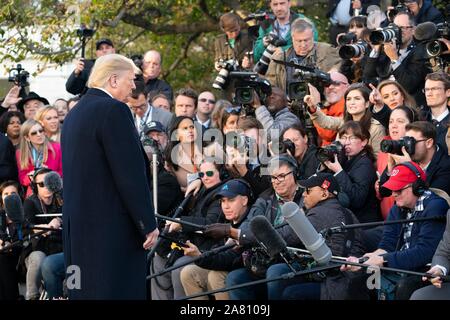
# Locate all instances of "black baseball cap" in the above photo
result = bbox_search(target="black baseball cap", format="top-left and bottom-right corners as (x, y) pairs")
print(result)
(143, 121), (165, 135)
(96, 38), (114, 50)
(216, 180), (251, 198)
(298, 173), (340, 196)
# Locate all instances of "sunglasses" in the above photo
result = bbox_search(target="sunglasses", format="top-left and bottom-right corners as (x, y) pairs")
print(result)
(199, 98), (216, 104)
(199, 171), (215, 178)
(30, 129), (44, 136)
(225, 106), (242, 114)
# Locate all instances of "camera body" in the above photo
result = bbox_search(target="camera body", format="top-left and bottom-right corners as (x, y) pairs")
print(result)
(287, 64), (332, 101)
(253, 32), (288, 75)
(380, 136), (416, 156)
(130, 54), (144, 70)
(8, 64), (30, 88)
(278, 139), (296, 155)
(339, 40), (369, 59)
(316, 141), (344, 163)
(388, 1), (410, 21)
(370, 24), (402, 45)
(337, 32), (357, 46)
(212, 59), (239, 90)
(426, 21), (449, 57)
(229, 71), (272, 105)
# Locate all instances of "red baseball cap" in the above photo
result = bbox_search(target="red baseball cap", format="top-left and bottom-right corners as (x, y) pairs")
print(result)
(382, 162), (426, 191)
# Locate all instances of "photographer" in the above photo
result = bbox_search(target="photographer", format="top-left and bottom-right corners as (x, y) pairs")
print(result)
(252, 86), (301, 142)
(364, 12), (432, 106)
(322, 121), (381, 223)
(214, 13), (253, 71)
(281, 124), (321, 180)
(403, 0), (444, 25)
(65, 38), (115, 95)
(381, 121), (450, 198)
(266, 18), (341, 94)
(253, 0), (318, 63)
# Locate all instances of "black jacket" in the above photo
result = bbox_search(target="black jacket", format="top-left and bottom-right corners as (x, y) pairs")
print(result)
(0, 134), (18, 184)
(298, 145), (321, 181)
(425, 146), (450, 196)
(334, 152), (381, 223)
(144, 78), (173, 101)
(65, 59), (95, 95)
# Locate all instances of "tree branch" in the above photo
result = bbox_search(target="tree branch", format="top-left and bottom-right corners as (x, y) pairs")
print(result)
(16, 29), (82, 56)
(198, 0), (218, 24)
(116, 29), (147, 52)
(162, 32), (201, 79)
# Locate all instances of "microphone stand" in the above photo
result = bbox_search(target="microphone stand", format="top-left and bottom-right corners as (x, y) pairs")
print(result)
(179, 263), (342, 300)
(321, 215), (446, 237)
(0, 229), (52, 253)
(147, 242), (236, 280)
(286, 247), (450, 282)
(154, 213), (205, 230)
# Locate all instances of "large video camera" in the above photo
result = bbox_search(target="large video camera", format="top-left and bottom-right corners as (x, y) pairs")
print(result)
(224, 131), (257, 158)
(380, 136), (416, 156)
(316, 141), (344, 163)
(8, 64), (30, 89)
(369, 24), (402, 45)
(229, 71), (272, 106)
(212, 59), (239, 90)
(253, 32), (288, 75)
(426, 21), (449, 58)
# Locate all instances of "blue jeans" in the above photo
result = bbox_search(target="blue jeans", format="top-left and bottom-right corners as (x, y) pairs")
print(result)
(283, 282), (321, 300)
(266, 262), (315, 300)
(41, 253), (65, 299)
(226, 268), (266, 300)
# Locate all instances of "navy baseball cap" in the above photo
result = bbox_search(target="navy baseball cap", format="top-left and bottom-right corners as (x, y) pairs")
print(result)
(144, 121), (165, 135)
(216, 180), (251, 198)
(298, 173), (340, 196)
(96, 38), (114, 50)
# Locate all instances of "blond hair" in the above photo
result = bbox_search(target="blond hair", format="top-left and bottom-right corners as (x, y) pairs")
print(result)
(87, 54), (141, 88)
(19, 119), (55, 169)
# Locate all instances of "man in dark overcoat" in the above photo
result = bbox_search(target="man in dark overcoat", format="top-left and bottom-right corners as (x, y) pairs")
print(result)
(61, 54), (159, 299)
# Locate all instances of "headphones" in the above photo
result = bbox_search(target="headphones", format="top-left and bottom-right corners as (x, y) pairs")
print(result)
(30, 167), (52, 195)
(275, 154), (299, 181)
(234, 178), (254, 203)
(393, 162), (427, 197)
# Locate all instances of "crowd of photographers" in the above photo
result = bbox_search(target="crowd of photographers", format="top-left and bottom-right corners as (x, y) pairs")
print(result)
(0, 0), (450, 300)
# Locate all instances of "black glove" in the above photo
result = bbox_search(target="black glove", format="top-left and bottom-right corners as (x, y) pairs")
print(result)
(204, 223), (231, 239)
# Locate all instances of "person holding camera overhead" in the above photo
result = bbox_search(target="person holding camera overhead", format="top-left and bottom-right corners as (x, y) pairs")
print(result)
(66, 38), (115, 95)
(306, 82), (386, 157)
(321, 121), (381, 223)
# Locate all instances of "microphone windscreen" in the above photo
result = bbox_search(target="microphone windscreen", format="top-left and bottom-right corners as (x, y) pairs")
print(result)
(281, 202), (332, 265)
(44, 171), (63, 193)
(249, 215), (287, 258)
(4, 194), (24, 224)
(414, 22), (437, 41)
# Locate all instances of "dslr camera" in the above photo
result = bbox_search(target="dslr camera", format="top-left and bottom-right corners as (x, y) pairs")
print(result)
(8, 64), (30, 88)
(253, 32), (288, 75)
(339, 40), (370, 59)
(130, 54), (144, 70)
(337, 32), (357, 46)
(388, 0), (410, 21)
(380, 136), (416, 156)
(212, 59), (239, 90)
(316, 141), (344, 163)
(277, 139), (296, 155)
(370, 24), (402, 45)
(229, 71), (272, 105)
(426, 20), (449, 58)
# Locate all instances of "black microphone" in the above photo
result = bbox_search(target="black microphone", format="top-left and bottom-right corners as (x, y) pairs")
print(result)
(3, 194), (24, 240)
(249, 215), (288, 259)
(281, 202), (332, 265)
(414, 22), (437, 41)
(44, 171), (63, 193)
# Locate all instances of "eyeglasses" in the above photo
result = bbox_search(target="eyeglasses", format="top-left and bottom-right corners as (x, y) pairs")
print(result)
(29, 129), (44, 136)
(392, 184), (412, 194)
(199, 98), (216, 104)
(36, 181), (45, 188)
(270, 171), (293, 183)
(199, 170), (215, 178)
(422, 87), (445, 93)
(325, 81), (348, 87)
(130, 105), (146, 110)
(339, 135), (360, 144)
(225, 106), (242, 114)
(398, 26), (414, 31)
